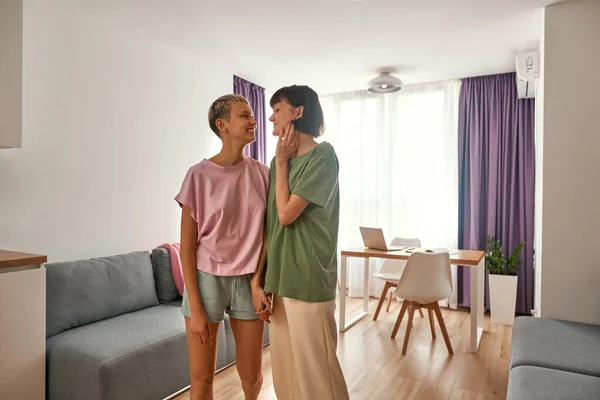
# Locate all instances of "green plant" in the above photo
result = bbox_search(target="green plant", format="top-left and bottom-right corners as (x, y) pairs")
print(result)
(484, 234), (525, 276)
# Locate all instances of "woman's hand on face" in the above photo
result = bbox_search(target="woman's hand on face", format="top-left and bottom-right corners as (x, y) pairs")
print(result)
(275, 122), (299, 164)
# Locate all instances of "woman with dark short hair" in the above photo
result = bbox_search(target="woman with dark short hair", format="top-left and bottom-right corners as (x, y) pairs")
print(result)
(252, 85), (349, 400)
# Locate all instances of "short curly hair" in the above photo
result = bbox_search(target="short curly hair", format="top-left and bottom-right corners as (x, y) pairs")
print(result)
(208, 94), (249, 137)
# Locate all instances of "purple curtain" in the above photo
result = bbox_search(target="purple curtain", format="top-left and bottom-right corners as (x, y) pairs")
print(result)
(457, 72), (535, 315)
(233, 75), (267, 164)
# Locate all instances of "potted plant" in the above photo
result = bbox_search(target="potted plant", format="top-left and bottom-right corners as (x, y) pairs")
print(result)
(485, 234), (525, 326)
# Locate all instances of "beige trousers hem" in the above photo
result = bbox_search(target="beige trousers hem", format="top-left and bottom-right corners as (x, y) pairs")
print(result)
(270, 295), (350, 400)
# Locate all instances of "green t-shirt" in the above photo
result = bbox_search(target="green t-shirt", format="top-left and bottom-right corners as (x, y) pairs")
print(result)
(264, 141), (340, 302)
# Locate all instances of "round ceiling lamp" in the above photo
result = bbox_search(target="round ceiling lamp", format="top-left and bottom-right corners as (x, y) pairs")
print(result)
(367, 71), (402, 93)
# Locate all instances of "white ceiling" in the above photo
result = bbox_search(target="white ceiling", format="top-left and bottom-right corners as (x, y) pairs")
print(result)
(78, 0), (559, 94)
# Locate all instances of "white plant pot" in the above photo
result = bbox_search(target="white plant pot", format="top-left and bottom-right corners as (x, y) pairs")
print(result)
(489, 274), (518, 326)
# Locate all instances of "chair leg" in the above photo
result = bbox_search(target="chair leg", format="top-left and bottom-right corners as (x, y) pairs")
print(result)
(373, 281), (392, 321)
(433, 302), (453, 354)
(386, 285), (395, 312)
(428, 309), (436, 339)
(391, 300), (409, 339)
(401, 302), (416, 355)
(407, 302), (423, 328)
(405, 298), (424, 318)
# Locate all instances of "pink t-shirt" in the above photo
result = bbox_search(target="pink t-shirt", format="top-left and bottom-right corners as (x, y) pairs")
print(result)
(175, 157), (269, 276)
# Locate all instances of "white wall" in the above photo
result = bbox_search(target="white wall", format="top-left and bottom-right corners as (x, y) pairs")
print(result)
(0, 2), (233, 262)
(533, 8), (545, 317)
(0, 0), (23, 148)
(539, 0), (600, 324)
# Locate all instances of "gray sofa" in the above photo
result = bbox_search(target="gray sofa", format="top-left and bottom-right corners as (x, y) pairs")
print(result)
(45, 249), (269, 400)
(508, 316), (600, 399)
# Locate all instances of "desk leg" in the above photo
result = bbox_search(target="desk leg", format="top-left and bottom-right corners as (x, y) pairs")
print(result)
(363, 257), (370, 313)
(339, 255), (347, 331)
(339, 256), (369, 332)
(470, 258), (485, 353)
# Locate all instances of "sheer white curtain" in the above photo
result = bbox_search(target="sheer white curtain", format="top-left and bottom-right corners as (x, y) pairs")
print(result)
(320, 80), (461, 308)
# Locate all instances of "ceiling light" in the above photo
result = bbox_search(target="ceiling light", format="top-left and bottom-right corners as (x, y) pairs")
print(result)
(367, 71), (402, 93)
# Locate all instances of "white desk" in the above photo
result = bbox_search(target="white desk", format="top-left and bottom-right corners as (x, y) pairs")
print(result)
(339, 248), (486, 353)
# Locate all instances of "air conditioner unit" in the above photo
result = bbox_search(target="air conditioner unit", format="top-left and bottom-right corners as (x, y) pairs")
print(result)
(516, 50), (540, 99)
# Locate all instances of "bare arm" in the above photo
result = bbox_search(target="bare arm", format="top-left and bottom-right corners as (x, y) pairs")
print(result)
(275, 160), (310, 226)
(180, 206), (204, 318)
(274, 123), (310, 225)
(251, 220), (271, 320)
(251, 221), (268, 289)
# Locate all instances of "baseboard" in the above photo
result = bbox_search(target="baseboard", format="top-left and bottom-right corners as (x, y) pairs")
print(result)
(163, 386), (190, 400)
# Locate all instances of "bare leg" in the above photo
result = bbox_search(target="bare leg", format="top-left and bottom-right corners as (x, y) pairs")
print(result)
(184, 317), (220, 400)
(230, 318), (265, 400)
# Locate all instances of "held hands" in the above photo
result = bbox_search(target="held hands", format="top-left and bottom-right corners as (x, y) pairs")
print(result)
(251, 283), (272, 323)
(275, 122), (299, 164)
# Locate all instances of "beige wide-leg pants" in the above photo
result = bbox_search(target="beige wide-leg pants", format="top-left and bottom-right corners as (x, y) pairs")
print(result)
(270, 295), (350, 400)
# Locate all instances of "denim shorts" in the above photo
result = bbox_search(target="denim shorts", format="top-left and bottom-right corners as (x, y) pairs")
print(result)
(181, 269), (257, 323)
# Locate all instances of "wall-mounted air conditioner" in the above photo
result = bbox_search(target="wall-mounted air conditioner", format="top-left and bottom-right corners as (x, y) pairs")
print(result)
(516, 50), (540, 99)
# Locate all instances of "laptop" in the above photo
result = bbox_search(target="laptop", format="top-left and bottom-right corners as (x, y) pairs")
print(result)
(359, 227), (406, 251)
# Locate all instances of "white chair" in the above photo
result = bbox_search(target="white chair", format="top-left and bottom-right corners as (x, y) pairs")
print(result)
(391, 252), (454, 355)
(372, 237), (423, 321)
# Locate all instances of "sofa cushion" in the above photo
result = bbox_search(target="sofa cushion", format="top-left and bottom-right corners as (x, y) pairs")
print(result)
(46, 251), (159, 338)
(47, 305), (189, 400)
(151, 247), (181, 304)
(168, 299), (183, 308)
(508, 366), (600, 400)
(510, 316), (600, 377)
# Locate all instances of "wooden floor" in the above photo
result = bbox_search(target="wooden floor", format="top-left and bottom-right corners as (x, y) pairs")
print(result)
(173, 298), (512, 400)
